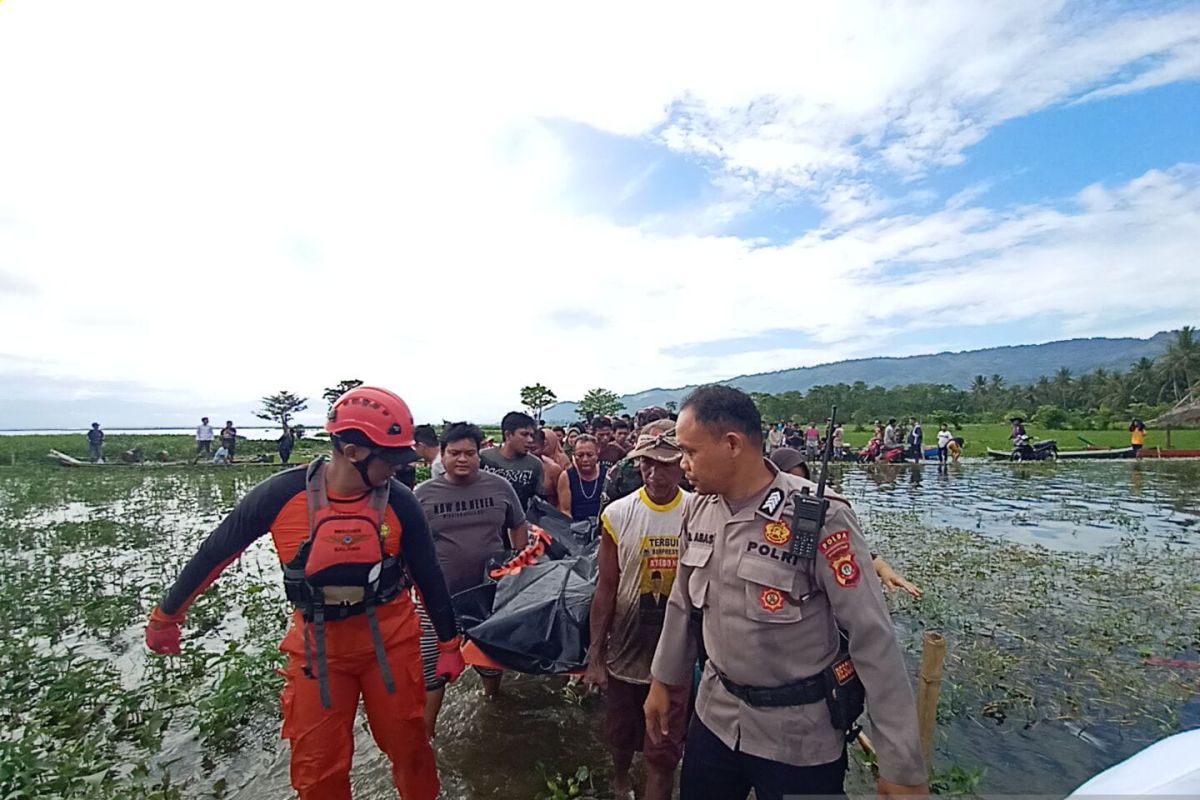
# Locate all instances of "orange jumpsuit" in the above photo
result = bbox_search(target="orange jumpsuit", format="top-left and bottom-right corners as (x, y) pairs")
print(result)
(157, 465), (457, 800)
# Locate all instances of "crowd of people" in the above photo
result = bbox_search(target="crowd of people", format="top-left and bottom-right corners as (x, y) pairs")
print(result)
(140, 384), (938, 800)
(765, 417), (962, 464)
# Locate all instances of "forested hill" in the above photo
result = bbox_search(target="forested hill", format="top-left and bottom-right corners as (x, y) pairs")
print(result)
(543, 332), (1174, 422)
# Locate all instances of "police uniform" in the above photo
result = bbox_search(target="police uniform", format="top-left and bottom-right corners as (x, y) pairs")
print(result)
(650, 461), (925, 798)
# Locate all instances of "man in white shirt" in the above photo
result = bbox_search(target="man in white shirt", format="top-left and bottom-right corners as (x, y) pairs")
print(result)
(192, 417), (214, 464)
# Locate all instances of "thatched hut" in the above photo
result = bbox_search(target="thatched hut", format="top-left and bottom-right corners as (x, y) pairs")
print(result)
(1150, 389), (1200, 428)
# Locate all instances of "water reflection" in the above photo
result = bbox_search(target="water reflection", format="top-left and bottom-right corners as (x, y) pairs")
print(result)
(826, 460), (1200, 553)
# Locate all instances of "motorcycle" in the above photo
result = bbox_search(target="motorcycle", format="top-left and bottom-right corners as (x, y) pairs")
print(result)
(1012, 435), (1057, 462)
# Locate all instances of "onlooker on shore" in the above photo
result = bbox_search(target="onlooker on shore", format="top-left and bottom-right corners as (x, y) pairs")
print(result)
(908, 417), (923, 462)
(832, 422), (845, 458)
(767, 422), (785, 452)
(804, 420), (821, 460)
(1129, 419), (1146, 455)
(277, 425), (294, 465)
(413, 424), (445, 480)
(192, 417), (214, 464)
(883, 418), (898, 448)
(212, 445), (230, 465)
(936, 423), (953, 463)
(86, 422), (105, 463)
(219, 421), (237, 459)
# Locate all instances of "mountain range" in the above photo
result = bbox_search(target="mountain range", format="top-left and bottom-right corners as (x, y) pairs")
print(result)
(541, 331), (1175, 422)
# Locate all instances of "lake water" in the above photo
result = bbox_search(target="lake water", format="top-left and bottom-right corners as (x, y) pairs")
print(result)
(0, 427), (298, 441)
(2, 460), (1198, 798)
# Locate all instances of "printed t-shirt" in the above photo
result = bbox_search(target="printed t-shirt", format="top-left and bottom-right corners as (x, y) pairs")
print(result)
(479, 447), (544, 510)
(600, 486), (688, 683)
(414, 472), (525, 595)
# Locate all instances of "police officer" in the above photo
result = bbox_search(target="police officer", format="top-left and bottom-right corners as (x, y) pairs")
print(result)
(644, 385), (927, 799)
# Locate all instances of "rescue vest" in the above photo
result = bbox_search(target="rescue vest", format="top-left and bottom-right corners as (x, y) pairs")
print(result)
(282, 458), (409, 707)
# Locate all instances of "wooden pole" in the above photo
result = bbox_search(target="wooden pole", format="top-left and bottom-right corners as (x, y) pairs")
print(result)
(916, 631), (946, 770)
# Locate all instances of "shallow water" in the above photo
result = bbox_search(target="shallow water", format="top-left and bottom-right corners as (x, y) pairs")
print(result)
(2, 461), (1198, 798)
(830, 459), (1200, 553)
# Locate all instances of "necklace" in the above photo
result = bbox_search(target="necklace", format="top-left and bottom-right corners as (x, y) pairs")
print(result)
(577, 471), (600, 500)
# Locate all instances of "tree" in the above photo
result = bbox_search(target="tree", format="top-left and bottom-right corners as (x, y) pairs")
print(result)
(519, 383), (557, 423)
(257, 390), (308, 428)
(576, 388), (624, 421)
(1053, 367), (1074, 407)
(665, 400), (677, 414)
(1161, 326), (1200, 401)
(323, 379), (364, 409)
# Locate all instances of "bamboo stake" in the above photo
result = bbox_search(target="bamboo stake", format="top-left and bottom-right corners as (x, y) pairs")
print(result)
(916, 631), (946, 770)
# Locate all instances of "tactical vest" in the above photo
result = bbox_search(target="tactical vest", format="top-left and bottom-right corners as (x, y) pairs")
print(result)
(282, 458), (409, 707)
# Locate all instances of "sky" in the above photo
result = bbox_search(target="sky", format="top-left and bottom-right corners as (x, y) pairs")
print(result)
(1, 0), (1198, 428)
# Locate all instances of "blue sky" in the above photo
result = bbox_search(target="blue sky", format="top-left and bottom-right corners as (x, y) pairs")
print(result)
(0, 0), (1198, 426)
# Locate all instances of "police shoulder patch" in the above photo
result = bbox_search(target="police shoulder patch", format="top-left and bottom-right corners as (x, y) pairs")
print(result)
(818, 529), (860, 588)
(758, 487), (785, 517)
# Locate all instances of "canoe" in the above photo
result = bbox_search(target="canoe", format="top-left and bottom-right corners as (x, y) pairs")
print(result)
(1138, 448), (1200, 459)
(47, 449), (276, 467)
(1056, 446), (1136, 460)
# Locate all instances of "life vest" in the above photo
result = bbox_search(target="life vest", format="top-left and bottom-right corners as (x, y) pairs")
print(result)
(282, 457), (409, 708)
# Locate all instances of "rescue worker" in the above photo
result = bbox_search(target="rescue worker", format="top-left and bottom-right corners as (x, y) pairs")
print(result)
(145, 386), (465, 800)
(645, 385), (927, 799)
(585, 425), (691, 800)
(768, 448), (922, 598)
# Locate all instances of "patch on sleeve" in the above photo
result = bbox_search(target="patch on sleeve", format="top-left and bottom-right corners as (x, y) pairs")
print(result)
(763, 520), (791, 546)
(759, 587), (786, 612)
(818, 529), (860, 588)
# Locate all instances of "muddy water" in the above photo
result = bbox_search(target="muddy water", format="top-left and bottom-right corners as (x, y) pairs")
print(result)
(4, 460), (1199, 798)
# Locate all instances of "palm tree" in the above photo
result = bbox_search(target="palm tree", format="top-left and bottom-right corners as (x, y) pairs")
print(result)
(1161, 326), (1200, 401)
(1129, 357), (1158, 404)
(1054, 367), (1074, 408)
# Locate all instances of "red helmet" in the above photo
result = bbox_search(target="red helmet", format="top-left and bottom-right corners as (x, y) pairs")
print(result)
(326, 386), (416, 448)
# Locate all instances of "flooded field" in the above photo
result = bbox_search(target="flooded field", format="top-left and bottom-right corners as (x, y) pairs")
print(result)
(1, 460), (1197, 798)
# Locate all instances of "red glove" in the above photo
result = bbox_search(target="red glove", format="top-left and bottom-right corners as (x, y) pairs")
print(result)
(436, 636), (466, 683)
(145, 606), (183, 655)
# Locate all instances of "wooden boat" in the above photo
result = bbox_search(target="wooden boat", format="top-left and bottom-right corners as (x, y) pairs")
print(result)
(1055, 446), (1135, 460)
(48, 449), (275, 467)
(1137, 448), (1200, 459)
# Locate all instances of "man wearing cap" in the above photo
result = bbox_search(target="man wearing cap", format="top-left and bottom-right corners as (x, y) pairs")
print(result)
(644, 385), (927, 799)
(585, 426), (691, 800)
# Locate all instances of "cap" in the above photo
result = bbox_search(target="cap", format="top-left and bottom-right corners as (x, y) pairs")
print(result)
(768, 447), (806, 473)
(627, 426), (682, 463)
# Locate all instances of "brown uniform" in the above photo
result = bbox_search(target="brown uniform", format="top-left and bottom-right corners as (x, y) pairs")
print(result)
(650, 461), (926, 786)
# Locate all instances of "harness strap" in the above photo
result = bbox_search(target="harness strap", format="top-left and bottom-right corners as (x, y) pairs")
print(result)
(364, 604), (395, 694)
(313, 604), (332, 709)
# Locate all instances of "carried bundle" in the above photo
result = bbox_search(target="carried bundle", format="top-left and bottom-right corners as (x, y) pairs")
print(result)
(452, 500), (599, 674)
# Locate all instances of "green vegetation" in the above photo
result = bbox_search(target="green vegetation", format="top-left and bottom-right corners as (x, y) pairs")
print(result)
(751, 327), (1200, 431)
(520, 383), (558, 422)
(575, 388), (624, 420)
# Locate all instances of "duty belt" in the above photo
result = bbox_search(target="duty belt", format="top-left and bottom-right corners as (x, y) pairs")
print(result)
(717, 668), (825, 708)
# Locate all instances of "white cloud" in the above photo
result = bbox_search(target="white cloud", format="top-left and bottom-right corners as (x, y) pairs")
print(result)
(0, 1), (1196, 425)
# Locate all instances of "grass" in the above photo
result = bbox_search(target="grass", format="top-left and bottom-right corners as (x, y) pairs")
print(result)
(843, 423), (1200, 457)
